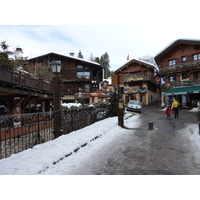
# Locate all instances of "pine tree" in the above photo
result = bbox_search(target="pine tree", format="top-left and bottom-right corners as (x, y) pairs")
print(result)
(100, 52), (111, 79)
(89, 53), (95, 61)
(138, 55), (157, 66)
(105, 91), (118, 117)
(77, 50), (83, 59)
(0, 41), (14, 69)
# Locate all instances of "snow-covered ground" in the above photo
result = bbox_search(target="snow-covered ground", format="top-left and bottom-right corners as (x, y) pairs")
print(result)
(0, 112), (141, 175)
(1, 107), (199, 199)
(0, 107), (200, 175)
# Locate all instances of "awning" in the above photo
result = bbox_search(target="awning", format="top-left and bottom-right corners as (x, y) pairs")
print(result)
(166, 86), (200, 96)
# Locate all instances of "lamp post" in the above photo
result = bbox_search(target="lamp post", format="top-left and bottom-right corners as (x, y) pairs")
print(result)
(49, 60), (62, 138)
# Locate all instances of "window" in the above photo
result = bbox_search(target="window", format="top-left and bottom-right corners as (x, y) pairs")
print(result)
(193, 54), (200, 60)
(77, 72), (90, 79)
(194, 55), (197, 60)
(170, 76), (176, 82)
(77, 65), (89, 69)
(182, 73), (188, 80)
(169, 59), (176, 66)
(84, 84), (90, 92)
(182, 56), (186, 62)
(194, 72), (199, 79)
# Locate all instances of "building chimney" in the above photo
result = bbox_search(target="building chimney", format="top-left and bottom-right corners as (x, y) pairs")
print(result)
(15, 48), (23, 59)
(69, 52), (75, 57)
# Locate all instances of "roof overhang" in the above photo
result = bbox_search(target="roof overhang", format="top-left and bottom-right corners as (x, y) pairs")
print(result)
(154, 39), (200, 61)
(28, 52), (101, 66)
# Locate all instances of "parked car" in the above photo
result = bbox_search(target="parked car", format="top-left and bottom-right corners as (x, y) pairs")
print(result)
(127, 100), (142, 113)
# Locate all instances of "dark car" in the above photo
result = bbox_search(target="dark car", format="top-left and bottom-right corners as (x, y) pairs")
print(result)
(127, 100), (142, 113)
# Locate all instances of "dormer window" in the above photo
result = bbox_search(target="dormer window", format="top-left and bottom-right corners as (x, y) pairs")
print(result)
(169, 59), (176, 66)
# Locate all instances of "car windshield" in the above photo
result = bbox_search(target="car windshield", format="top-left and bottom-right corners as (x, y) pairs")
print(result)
(129, 101), (140, 105)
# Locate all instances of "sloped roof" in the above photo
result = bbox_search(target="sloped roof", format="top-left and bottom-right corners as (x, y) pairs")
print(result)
(113, 58), (157, 74)
(28, 52), (100, 66)
(154, 38), (200, 60)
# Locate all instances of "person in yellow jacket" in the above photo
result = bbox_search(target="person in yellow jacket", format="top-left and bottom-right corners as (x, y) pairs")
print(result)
(171, 99), (180, 119)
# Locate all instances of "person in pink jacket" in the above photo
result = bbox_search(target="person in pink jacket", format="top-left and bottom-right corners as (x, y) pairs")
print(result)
(165, 106), (172, 119)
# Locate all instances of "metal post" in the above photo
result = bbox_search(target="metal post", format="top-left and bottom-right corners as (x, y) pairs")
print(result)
(118, 99), (124, 128)
(53, 75), (61, 138)
(37, 113), (40, 143)
(117, 74), (120, 100)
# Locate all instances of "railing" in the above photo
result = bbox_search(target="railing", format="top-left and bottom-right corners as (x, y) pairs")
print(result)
(160, 79), (200, 90)
(0, 66), (52, 92)
(0, 103), (108, 159)
(159, 59), (200, 74)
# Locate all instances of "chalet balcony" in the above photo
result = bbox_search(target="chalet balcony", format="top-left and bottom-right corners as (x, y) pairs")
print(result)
(124, 75), (160, 86)
(159, 59), (200, 75)
(160, 79), (200, 91)
(0, 66), (52, 93)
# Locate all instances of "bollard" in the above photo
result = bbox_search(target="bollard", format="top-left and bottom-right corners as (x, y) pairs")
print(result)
(149, 121), (153, 130)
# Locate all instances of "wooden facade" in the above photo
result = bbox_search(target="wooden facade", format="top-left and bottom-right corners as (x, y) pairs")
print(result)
(154, 39), (200, 107)
(28, 52), (105, 104)
(112, 59), (161, 105)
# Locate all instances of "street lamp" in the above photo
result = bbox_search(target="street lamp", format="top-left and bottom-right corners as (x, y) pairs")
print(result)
(49, 60), (62, 138)
(49, 60), (62, 74)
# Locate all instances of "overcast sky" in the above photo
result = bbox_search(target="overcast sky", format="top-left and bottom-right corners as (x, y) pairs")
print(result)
(1, 0), (200, 71)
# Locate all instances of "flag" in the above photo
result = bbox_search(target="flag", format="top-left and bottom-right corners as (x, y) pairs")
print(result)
(127, 54), (129, 61)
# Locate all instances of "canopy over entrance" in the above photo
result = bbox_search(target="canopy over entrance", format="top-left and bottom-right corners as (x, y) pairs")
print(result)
(165, 86), (200, 96)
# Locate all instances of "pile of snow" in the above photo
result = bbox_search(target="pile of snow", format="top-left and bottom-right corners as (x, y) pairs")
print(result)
(189, 107), (199, 112)
(61, 103), (82, 108)
(160, 107), (199, 112)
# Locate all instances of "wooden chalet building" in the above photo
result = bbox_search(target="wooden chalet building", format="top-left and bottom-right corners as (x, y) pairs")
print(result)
(154, 39), (200, 107)
(112, 58), (161, 105)
(28, 52), (106, 104)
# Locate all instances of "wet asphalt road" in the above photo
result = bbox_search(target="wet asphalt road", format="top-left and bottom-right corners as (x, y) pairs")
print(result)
(66, 105), (200, 175)
(94, 105), (200, 175)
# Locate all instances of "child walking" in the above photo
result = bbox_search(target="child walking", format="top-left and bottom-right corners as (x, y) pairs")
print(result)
(165, 106), (172, 119)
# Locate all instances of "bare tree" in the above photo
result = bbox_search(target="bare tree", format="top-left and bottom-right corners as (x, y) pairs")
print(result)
(138, 55), (157, 67)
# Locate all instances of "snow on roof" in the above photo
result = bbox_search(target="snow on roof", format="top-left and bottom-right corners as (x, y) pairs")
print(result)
(114, 58), (157, 73)
(154, 38), (200, 59)
(103, 77), (112, 84)
(29, 52), (101, 66)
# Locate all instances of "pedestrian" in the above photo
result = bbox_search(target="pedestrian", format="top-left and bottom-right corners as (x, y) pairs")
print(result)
(171, 99), (180, 119)
(165, 106), (172, 119)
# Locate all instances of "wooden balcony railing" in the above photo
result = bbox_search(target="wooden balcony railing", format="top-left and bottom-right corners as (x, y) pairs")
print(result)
(160, 79), (200, 90)
(159, 59), (200, 75)
(0, 66), (53, 92)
